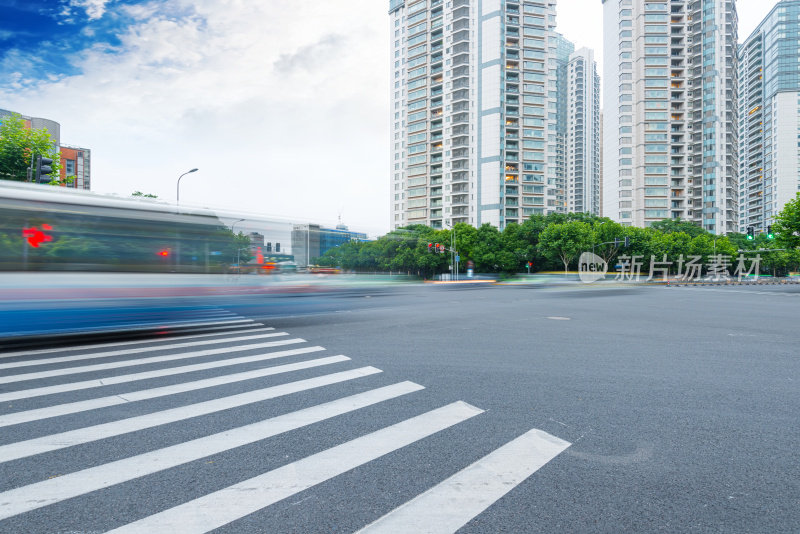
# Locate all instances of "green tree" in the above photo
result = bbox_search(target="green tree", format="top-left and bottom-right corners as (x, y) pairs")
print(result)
(650, 218), (707, 238)
(0, 113), (62, 184)
(537, 221), (595, 273)
(774, 192), (800, 250)
(132, 191), (158, 198)
(591, 219), (626, 266)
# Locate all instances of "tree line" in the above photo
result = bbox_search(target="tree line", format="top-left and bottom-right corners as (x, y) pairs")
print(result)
(316, 198), (800, 278)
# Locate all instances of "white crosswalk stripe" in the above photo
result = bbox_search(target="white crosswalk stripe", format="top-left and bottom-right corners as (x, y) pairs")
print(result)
(0, 336), (301, 384)
(0, 324), (271, 360)
(105, 402), (484, 534)
(0, 345), (325, 402)
(0, 355), (350, 428)
(356, 428), (572, 533)
(0, 329), (283, 370)
(0, 366), (383, 463)
(0, 321), (570, 532)
(0, 382), (425, 520)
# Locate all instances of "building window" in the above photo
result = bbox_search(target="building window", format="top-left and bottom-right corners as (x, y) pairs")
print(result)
(65, 159), (76, 176)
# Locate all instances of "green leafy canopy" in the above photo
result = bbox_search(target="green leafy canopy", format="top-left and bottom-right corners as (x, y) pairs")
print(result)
(0, 113), (62, 184)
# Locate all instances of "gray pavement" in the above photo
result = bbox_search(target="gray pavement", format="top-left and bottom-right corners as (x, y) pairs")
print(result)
(0, 284), (797, 533)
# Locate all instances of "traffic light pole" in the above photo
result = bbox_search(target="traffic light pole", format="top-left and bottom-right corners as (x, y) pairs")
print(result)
(26, 153), (34, 182)
(427, 239), (459, 281)
(592, 238), (628, 256)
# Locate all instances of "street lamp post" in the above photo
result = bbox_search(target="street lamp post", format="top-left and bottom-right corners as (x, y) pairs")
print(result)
(231, 218), (246, 275)
(176, 168), (198, 204)
(174, 168), (197, 272)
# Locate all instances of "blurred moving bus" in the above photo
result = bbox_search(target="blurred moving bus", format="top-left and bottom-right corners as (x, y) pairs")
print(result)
(0, 182), (377, 341)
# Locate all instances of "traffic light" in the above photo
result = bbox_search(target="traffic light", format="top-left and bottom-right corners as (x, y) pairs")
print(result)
(428, 243), (433, 253)
(35, 155), (54, 183)
(157, 249), (170, 257)
(746, 226), (754, 241)
(767, 225), (774, 240)
(435, 243), (441, 254)
(22, 224), (53, 248)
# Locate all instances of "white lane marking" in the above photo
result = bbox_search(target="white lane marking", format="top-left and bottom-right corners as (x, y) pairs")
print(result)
(0, 337), (302, 384)
(0, 381), (427, 521)
(105, 402), (483, 534)
(0, 330), (282, 370)
(0, 324), (268, 360)
(0, 346), (325, 403)
(356, 428), (571, 534)
(0, 355), (350, 428)
(546, 316), (571, 321)
(0, 367), (382, 463)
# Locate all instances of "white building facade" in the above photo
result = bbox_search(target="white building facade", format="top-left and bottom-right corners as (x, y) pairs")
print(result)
(738, 0), (800, 234)
(390, 0), (575, 231)
(567, 47), (601, 215)
(602, 0), (738, 234)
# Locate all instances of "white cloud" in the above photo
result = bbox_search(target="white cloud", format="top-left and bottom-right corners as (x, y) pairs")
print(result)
(1, 0), (391, 234)
(69, 0), (112, 21)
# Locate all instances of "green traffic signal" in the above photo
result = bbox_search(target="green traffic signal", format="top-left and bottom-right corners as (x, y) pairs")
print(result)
(746, 226), (754, 241)
(767, 225), (774, 240)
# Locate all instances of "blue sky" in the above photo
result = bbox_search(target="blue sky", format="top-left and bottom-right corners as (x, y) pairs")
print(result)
(0, 0), (780, 235)
(0, 0), (391, 234)
(1, 1), (129, 85)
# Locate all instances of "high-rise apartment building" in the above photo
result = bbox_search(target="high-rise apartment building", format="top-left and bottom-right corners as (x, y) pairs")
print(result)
(390, 0), (572, 231)
(567, 47), (601, 215)
(738, 0), (800, 233)
(551, 33), (575, 215)
(602, 0), (738, 234)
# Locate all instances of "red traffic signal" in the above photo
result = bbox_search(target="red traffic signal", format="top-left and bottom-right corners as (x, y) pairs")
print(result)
(22, 224), (53, 248)
(158, 249), (170, 257)
(428, 243), (433, 252)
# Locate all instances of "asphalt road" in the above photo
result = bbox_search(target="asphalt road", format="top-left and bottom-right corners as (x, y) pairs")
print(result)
(0, 283), (797, 533)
